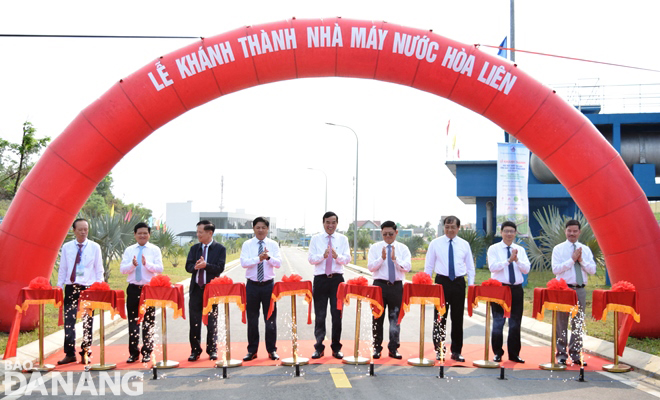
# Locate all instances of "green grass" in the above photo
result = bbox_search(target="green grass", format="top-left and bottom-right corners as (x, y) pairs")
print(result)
(353, 257), (659, 356)
(0, 252), (239, 356)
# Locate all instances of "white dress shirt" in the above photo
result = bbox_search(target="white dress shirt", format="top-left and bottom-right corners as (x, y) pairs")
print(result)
(424, 235), (475, 285)
(57, 239), (104, 287)
(308, 231), (351, 275)
(240, 237), (282, 281)
(119, 242), (165, 285)
(487, 241), (530, 285)
(551, 240), (597, 285)
(367, 240), (412, 281)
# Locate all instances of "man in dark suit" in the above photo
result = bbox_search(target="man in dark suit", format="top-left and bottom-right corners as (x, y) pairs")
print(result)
(185, 220), (226, 361)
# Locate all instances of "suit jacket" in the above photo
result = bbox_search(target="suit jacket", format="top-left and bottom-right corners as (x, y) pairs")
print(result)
(185, 241), (226, 293)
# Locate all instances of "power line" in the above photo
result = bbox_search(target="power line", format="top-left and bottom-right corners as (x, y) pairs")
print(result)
(0, 34), (199, 39)
(477, 43), (660, 73)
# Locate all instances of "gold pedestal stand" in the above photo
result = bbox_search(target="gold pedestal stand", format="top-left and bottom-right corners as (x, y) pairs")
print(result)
(473, 302), (499, 368)
(154, 307), (179, 369)
(282, 295), (309, 366)
(27, 304), (55, 372)
(343, 301), (369, 365)
(407, 304), (434, 366)
(215, 303), (242, 368)
(602, 312), (631, 373)
(539, 311), (566, 371)
(89, 311), (116, 370)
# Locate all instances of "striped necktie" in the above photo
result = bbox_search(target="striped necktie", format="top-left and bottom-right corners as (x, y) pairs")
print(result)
(257, 240), (264, 282)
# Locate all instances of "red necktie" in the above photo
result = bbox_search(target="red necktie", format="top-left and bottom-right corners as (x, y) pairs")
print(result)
(70, 243), (83, 283)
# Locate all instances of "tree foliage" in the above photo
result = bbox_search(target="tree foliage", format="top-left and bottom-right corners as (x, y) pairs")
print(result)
(0, 122), (51, 204)
(522, 206), (603, 271)
(399, 236), (425, 257)
(457, 228), (492, 268)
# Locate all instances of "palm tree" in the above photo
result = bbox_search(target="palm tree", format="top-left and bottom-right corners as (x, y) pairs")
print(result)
(86, 212), (143, 282)
(522, 206), (603, 271)
(457, 228), (492, 268)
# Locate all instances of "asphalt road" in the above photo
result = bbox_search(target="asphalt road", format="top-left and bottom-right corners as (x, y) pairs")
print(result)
(4, 246), (660, 399)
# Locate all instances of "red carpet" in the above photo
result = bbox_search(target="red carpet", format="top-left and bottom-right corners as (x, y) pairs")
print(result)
(44, 340), (611, 371)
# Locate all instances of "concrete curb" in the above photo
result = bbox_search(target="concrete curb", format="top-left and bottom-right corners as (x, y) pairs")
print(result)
(3, 259), (242, 369)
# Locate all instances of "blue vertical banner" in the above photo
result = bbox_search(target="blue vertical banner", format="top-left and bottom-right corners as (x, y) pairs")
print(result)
(496, 143), (530, 236)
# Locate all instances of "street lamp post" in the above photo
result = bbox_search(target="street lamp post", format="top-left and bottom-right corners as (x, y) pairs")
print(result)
(325, 122), (359, 264)
(307, 167), (328, 212)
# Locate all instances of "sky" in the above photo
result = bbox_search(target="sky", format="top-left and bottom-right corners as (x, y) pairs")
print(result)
(1, 0), (659, 234)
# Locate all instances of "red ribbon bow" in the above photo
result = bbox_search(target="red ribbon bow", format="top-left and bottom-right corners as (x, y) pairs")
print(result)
(611, 280), (636, 292)
(28, 276), (52, 290)
(481, 278), (503, 287)
(347, 276), (369, 286)
(209, 276), (233, 285)
(546, 278), (570, 290)
(149, 275), (172, 287)
(282, 274), (302, 282)
(412, 272), (433, 285)
(88, 282), (110, 291)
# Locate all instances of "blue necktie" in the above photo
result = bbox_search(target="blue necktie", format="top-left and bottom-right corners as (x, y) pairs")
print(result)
(448, 239), (455, 281)
(257, 240), (264, 282)
(507, 246), (516, 285)
(136, 245), (145, 282)
(387, 244), (395, 283)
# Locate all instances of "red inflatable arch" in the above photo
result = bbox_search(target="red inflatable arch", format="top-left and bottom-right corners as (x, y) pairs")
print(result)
(1, 18), (659, 336)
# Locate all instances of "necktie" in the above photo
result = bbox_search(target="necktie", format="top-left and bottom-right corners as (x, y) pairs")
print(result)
(448, 239), (455, 281)
(573, 243), (584, 286)
(325, 235), (333, 275)
(387, 244), (395, 284)
(197, 244), (207, 287)
(135, 245), (145, 282)
(257, 240), (264, 282)
(70, 243), (83, 283)
(507, 246), (516, 285)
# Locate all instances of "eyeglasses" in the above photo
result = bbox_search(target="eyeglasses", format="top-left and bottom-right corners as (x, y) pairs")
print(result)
(502, 229), (516, 234)
(382, 232), (395, 237)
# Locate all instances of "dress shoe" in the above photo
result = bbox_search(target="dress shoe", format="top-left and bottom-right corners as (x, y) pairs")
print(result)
(268, 351), (279, 361)
(510, 356), (525, 364)
(572, 359), (587, 367)
(493, 354), (502, 362)
(558, 359), (567, 365)
(311, 350), (324, 359)
(188, 352), (201, 362)
(243, 352), (257, 361)
(57, 355), (76, 365)
(388, 350), (402, 360)
(209, 352), (218, 361)
(126, 355), (139, 364)
(332, 351), (344, 359)
(142, 354), (151, 363)
(372, 350), (381, 359)
(450, 353), (465, 362)
(79, 350), (92, 365)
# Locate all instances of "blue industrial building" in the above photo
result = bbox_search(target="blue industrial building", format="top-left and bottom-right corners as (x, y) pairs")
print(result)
(447, 106), (660, 267)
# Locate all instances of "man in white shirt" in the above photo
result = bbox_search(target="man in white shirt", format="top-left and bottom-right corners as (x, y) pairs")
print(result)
(308, 211), (351, 359)
(240, 217), (281, 362)
(424, 215), (475, 362)
(487, 221), (530, 363)
(56, 218), (104, 365)
(367, 221), (411, 360)
(120, 222), (164, 364)
(552, 219), (597, 366)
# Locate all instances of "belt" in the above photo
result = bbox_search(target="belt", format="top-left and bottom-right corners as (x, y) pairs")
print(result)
(374, 279), (402, 286)
(319, 273), (343, 278)
(568, 284), (585, 288)
(248, 279), (274, 286)
(129, 283), (145, 288)
(502, 283), (522, 287)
